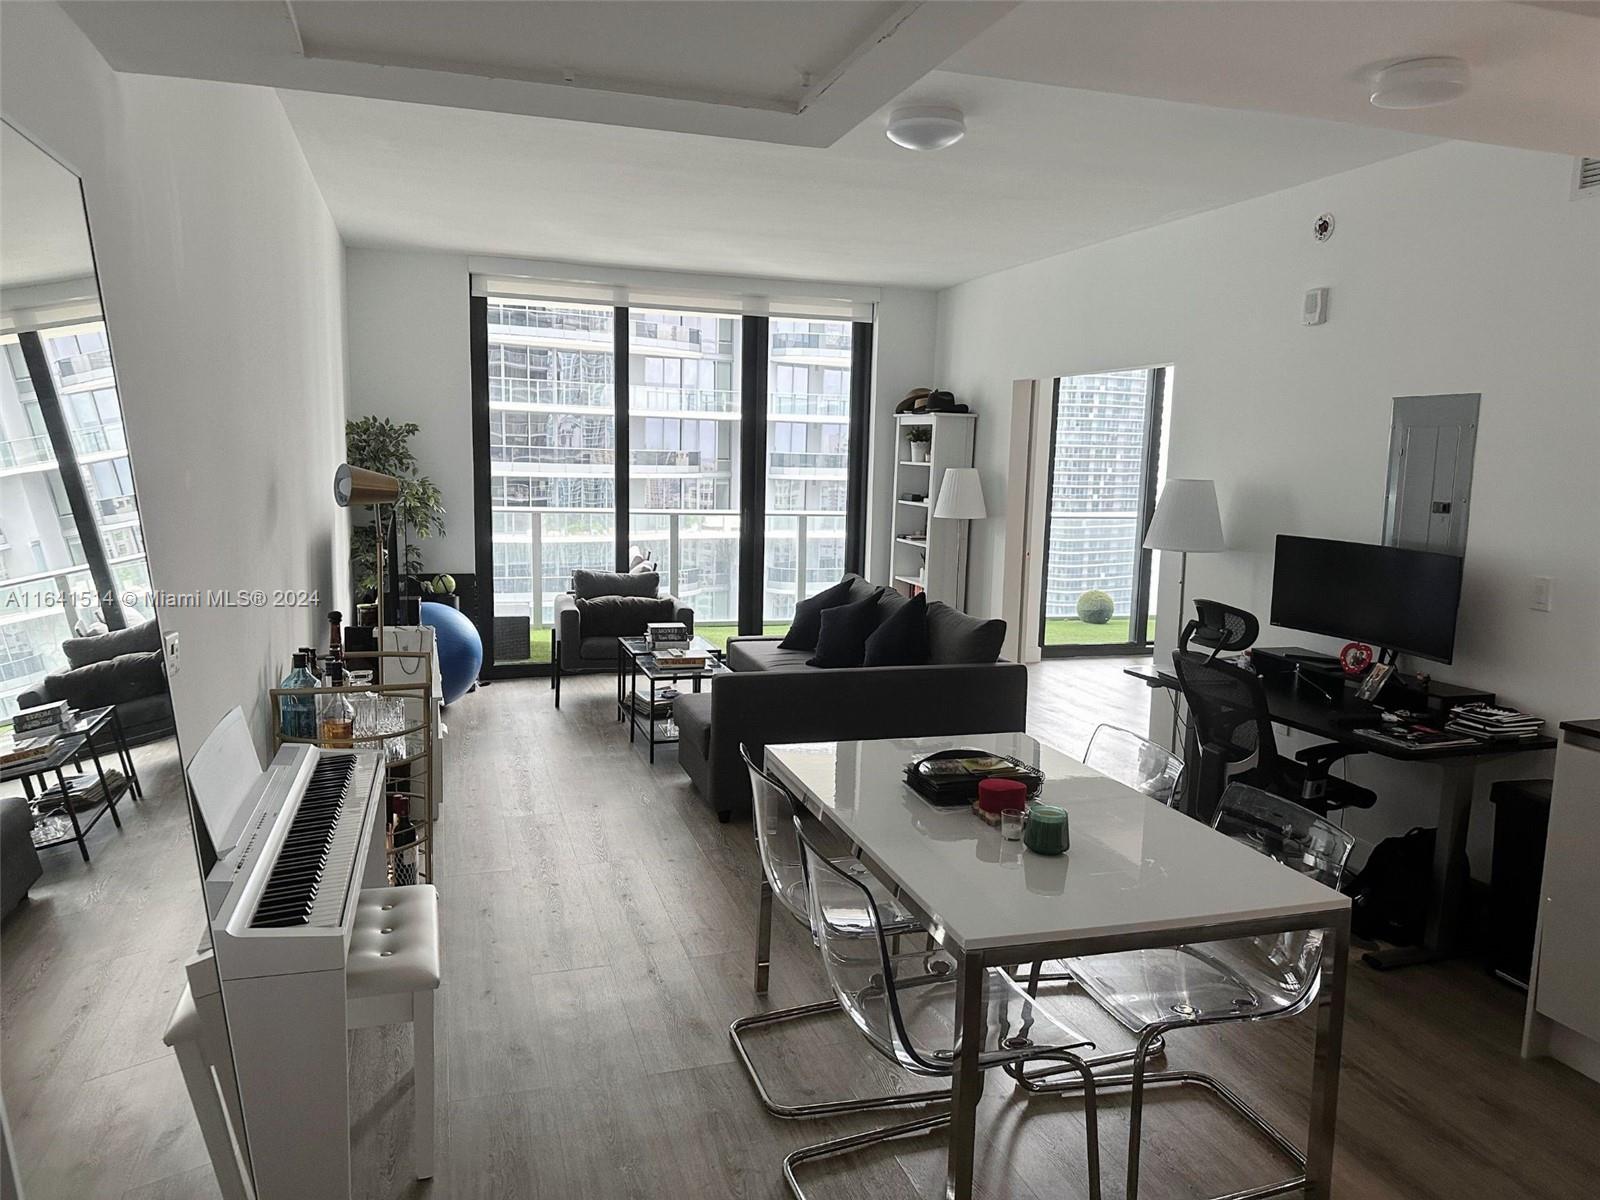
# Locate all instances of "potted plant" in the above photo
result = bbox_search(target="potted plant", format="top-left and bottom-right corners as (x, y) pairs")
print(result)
(905, 424), (933, 463)
(345, 416), (446, 612)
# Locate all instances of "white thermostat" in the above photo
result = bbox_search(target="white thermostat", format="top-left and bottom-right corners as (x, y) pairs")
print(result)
(1302, 287), (1329, 326)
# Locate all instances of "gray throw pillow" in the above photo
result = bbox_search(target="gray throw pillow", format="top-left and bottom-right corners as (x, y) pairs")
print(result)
(925, 602), (1007, 664)
(571, 569), (659, 599)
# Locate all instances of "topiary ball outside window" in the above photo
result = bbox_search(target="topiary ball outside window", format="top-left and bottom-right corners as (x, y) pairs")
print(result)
(1076, 590), (1115, 624)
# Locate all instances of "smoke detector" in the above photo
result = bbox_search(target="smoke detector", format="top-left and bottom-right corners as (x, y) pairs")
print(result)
(886, 105), (966, 151)
(1369, 57), (1470, 110)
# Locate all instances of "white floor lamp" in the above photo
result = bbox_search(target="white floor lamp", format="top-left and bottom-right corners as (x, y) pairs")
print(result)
(934, 467), (987, 611)
(1142, 478), (1225, 747)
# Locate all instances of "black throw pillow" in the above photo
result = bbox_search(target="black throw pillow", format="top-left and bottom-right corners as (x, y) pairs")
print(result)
(863, 592), (929, 667)
(576, 595), (675, 638)
(807, 591), (883, 668)
(778, 577), (856, 651)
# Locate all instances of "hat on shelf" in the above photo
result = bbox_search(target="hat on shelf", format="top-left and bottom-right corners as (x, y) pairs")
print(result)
(896, 387), (932, 413)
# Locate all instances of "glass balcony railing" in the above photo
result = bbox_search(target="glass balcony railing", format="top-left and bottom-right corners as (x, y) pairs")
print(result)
(631, 319), (703, 348)
(767, 391), (849, 417)
(0, 434), (53, 469)
(770, 331), (851, 355)
(490, 507), (845, 633)
(769, 451), (847, 472)
(489, 380), (612, 408)
(71, 423), (127, 456)
(53, 349), (113, 382)
(488, 307), (611, 338)
(629, 386), (737, 414)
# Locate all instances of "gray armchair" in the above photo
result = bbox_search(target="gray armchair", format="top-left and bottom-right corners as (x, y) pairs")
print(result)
(551, 570), (693, 707)
(2, 796), (43, 913)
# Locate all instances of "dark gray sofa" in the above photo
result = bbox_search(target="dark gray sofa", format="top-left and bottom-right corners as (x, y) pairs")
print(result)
(17, 620), (174, 746)
(2, 795), (43, 913)
(674, 577), (1027, 821)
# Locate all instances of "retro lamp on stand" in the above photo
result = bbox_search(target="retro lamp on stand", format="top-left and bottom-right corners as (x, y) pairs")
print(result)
(334, 463), (402, 666)
(1142, 478), (1225, 747)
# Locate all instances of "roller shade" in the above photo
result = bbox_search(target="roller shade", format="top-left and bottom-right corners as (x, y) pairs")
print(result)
(0, 276), (103, 336)
(469, 257), (877, 323)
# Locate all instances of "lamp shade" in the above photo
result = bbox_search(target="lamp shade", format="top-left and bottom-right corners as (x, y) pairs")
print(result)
(334, 463), (400, 507)
(934, 468), (987, 520)
(1142, 478), (1224, 552)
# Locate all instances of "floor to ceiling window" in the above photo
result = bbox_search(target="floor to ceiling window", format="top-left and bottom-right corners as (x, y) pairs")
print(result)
(484, 299), (616, 664)
(473, 289), (871, 675)
(0, 322), (153, 719)
(627, 309), (741, 643)
(1038, 366), (1168, 656)
(763, 319), (854, 630)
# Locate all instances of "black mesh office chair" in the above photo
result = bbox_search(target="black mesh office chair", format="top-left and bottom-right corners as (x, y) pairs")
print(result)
(1178, 598), (1259, 660)
(1172, 650), (1375, 823)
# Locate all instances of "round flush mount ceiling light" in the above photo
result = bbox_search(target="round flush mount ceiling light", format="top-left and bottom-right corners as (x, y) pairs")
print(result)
(1369, 57), (1470, 109)
(886, 105), (966, 151)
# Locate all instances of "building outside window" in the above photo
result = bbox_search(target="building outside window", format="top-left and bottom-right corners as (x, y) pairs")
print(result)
(0, 322), (154, 721)
(1039, 368), (1167, 650)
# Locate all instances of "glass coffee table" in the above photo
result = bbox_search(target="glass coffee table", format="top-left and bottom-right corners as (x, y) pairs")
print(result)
(2, 706), (143, 862)
(616, 636), (728, 763)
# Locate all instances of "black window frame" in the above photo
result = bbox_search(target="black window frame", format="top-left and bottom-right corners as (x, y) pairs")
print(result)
(1037, 365), (1166, 660)
(472, 297), (871, 677)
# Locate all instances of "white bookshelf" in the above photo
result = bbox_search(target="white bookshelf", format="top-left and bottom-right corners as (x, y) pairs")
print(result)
(889, 412), (976, 604)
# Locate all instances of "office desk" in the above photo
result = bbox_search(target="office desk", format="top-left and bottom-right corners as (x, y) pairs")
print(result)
(1127, 663), (1556, 970)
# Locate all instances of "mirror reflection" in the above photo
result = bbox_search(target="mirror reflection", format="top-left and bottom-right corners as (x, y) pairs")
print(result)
(1, 121), (199, 1198)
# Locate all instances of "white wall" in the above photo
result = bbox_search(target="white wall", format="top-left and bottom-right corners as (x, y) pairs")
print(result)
(866, 287), (939, 583)
(345, 247), (474, 570)
(2, 2), (350, 763)
(342, 246), (938, 585)
(935, 139), (1600, 865)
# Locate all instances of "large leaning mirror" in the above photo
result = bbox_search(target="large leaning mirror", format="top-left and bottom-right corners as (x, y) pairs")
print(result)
(1, 121), (211, 1198)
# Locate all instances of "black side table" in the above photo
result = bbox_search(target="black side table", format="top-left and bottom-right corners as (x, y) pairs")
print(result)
(2, 706), (142, 863)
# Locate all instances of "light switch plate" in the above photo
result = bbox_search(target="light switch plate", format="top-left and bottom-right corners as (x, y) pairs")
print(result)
(1531, 576), (1554, 612)
(164, 630), (181, 674)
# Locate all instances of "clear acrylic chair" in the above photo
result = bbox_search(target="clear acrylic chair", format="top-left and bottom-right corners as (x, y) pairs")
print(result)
(1024, 725), (1187, 990)
(730, 744), (949, 1118)
(784, 821), (1107, 1200)
(1011, 783), (1357, 1200)
(1083, 723), (1185, 807)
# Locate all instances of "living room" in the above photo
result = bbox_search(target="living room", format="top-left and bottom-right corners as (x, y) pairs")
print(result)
(2, 3), (1597, 1199)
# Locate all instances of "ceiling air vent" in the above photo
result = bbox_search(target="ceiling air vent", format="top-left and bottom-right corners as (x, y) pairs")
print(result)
(1575, 157), (1600, 200)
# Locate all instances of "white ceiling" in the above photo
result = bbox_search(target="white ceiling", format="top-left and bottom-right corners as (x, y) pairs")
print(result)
(61, 1), (1016, 147)
(282, 74), (1431, 289)
(56, 1), (1594, 289)
(947, 1), (1600, 157)
(0, 124), (95, 291)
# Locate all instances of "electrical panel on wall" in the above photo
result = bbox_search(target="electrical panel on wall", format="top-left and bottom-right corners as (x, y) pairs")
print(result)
(1383, 393), (1480, 557)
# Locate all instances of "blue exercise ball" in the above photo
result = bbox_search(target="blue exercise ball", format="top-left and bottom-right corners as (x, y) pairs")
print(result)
(420, 601), (482, 705)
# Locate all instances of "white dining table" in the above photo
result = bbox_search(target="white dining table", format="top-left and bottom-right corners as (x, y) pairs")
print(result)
(765, 731), (1351, 1200)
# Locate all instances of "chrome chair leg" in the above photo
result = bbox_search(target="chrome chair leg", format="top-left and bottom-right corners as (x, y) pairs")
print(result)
(755, 878), (774, 995)
(782, 1055), (1105, 1200)
(730, 1001), (951, 1119)
(1011, 1028), (1307, 1200)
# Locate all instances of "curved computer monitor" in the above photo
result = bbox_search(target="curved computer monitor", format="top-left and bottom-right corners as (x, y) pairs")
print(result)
(1270, 535), (1464, 664)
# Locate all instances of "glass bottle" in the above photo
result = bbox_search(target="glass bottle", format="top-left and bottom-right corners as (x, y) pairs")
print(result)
(278, 652), (317, 741)
(318, 657), (355, 748)
(301, 647), (322, 683)
(326, 611), (345, 675)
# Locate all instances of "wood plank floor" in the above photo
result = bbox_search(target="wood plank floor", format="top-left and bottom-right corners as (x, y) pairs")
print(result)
(1, 735), (221, 1200)
(7, 659), (1600, 1199)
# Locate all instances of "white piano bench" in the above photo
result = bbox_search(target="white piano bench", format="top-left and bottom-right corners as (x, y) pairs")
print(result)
(165, 884), (442, 1197)
(347, 884), (441, 1181)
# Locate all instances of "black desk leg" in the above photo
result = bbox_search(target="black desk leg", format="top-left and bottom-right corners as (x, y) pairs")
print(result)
(57, 766), (89, 863)
(1364, 759), (1475, 970)
(550, 629), (558, 690)
(111, 709), (143, 801)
